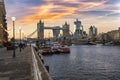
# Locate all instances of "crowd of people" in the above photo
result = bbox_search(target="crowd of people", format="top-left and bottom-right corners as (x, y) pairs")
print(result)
(2, 41), (27, 50)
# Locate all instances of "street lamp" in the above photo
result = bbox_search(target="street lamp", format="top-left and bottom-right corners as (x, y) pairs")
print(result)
(19, 27), (21, 52)
(22, 30), (24, 40)
(11, 17), (16, 58)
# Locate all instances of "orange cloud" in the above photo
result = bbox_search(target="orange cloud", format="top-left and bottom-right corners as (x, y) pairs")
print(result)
(19, 4), (77, 24)
(19, 0), (108, 24)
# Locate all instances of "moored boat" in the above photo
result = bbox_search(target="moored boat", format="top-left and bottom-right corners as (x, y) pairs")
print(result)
(40, 46), (53, 55)
(59, 45), (70, 53)
(39, 42), (70, 55)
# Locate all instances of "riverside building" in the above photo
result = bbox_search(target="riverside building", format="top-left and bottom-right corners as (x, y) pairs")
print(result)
(0, 0), (8, 43)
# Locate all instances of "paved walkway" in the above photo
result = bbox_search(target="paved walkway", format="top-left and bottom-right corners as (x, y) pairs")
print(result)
(0, 46), (32, 80)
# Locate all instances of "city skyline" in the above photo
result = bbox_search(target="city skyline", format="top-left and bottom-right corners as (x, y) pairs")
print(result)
(5, 0), (120, 38)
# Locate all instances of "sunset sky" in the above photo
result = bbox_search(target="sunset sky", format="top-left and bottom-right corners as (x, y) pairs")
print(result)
(5, 0), (120, 38)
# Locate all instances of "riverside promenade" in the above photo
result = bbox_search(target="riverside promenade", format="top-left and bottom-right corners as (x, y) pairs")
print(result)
(0, 46), (52, 80)
(0, 46), (32, 80)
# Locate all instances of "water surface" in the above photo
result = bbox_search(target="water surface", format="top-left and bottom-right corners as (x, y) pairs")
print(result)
(43, 45), (120, 80)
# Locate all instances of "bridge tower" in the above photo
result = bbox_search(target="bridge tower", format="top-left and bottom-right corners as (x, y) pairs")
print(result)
(74, 19), (83, 38)
(63, 22), (70, 37)
(37, 20), (44, 39)
(53, 26), (60, 38)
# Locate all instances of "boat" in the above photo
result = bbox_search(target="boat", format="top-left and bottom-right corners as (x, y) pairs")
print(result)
(51, 45), (61, 54)
(87, 42), (96, 45)
(59, 45), (70, 53)
(40, 42), (70, 55)
(40, 46), (53, 55)
(104, 41), (114, 46)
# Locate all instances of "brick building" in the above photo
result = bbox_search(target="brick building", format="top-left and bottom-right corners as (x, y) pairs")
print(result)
(107, 28), (120, 41)
(0, 0), (8, 44)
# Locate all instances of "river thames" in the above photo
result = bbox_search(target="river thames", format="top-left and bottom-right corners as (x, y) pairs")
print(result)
(43, 45), (120, 80)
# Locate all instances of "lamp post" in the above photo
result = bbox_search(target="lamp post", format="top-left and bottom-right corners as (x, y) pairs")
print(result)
(22, 31), (24, 40)
(11, 17), (16, 58)
(19, 27), (21, 52)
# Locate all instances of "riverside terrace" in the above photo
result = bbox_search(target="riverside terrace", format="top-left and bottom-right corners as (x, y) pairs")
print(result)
(0, 46), (52, 80)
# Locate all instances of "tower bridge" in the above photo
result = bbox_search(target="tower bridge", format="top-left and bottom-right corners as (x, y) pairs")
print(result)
(37, 20), (70, 39)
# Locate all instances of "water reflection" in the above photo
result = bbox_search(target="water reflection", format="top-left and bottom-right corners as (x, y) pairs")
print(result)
(43, 45), (120, 80)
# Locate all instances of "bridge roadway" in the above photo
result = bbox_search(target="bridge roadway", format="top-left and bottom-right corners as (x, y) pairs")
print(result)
(0, 46), (52, 80)
(44, 26), (63, 30)
(27, 26), (64, 38)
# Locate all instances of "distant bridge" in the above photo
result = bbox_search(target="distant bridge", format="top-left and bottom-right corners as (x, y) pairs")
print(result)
(26, 20), (71, 39)
(37, 20), (70, 39)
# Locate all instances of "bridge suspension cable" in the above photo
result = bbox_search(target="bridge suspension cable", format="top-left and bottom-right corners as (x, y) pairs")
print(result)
(27, 29), (37, 38)
(25, 28), (73, 39)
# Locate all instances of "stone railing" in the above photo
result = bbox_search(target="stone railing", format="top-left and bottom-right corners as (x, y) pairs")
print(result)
(31, 46), (53, 80)
(31, 46), (42, 80)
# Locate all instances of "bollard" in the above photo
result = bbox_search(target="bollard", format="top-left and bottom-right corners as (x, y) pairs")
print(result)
(41, 59), (44, 64)
(45, 65), (49, 72)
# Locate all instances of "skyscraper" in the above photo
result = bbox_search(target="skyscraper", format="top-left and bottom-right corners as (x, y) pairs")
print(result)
(89, 26), (97, 39)
(74, 19), (83, 38)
